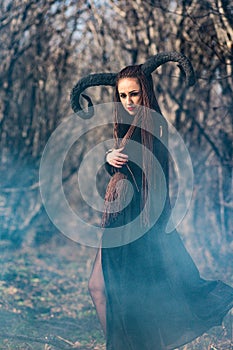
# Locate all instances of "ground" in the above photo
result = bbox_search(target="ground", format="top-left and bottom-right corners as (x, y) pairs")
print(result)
(0, 236), (232, 350)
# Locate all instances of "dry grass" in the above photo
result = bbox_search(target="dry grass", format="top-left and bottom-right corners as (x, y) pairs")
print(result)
(0, 237), (232, 349)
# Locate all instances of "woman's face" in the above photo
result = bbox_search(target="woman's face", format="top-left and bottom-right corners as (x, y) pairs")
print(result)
(117, 78), (142, 116)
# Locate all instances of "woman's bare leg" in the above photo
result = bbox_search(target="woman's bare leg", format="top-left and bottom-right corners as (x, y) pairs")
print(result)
(88, 247), (106, 335)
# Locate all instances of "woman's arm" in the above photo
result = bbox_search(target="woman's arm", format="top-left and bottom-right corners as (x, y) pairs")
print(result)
(149, 113), (170, 223)
(152, 113), (169, 188)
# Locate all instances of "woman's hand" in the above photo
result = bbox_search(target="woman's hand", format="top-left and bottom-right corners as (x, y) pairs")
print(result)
(106, 147), (128, 168)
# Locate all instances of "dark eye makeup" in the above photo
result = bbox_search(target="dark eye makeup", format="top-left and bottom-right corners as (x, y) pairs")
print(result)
(119, 91), (141, 98)
(119, 93), (127, 98)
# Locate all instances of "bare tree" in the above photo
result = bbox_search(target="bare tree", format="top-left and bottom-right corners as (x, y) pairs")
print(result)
(0, 0), (89, 245)
(0, 0), (232, 270)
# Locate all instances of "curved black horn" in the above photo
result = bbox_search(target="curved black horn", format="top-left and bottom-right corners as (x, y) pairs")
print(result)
(71, 52), (195, 118)
(141, 51), (196, 86)
(70, 73), (117, 119)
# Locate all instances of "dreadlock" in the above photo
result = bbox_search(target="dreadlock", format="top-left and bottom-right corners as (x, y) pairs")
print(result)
(112, 65), (161, 227)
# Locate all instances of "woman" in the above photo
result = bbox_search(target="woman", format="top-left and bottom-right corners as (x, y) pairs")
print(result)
(71, 53), (233, 349)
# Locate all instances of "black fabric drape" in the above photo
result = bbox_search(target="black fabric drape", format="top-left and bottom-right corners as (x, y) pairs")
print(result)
(101, 114), (233, 350)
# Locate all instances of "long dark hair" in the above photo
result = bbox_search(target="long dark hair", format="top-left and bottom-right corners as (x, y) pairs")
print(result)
(113, 65), (161, 227)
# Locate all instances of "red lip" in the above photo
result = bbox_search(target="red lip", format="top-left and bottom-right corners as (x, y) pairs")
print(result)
(127, 106), (135, 111)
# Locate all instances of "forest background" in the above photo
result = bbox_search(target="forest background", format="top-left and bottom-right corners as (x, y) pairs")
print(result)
(0, 0), (232, 349)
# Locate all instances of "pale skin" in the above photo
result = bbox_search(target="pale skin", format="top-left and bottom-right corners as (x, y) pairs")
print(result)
(88, 77), (142, 336)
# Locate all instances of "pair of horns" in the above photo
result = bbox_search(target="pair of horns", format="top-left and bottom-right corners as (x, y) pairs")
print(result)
(70, 51), (195, 119)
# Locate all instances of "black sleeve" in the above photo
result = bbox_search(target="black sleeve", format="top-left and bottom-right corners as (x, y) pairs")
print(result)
(104, 156), (116, 175)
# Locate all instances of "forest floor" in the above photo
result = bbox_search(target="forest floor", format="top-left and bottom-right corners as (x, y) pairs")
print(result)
(0, 236), (105, 350)
(0, 235), (232, 350)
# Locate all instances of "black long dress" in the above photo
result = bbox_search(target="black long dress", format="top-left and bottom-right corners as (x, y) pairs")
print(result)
(101, 115), (233, 350)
